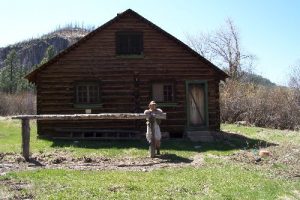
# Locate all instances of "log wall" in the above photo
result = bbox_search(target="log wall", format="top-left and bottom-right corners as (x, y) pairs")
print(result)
(35, 12), (223, 138)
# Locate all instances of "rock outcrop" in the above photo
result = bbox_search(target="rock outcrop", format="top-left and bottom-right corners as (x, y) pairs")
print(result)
(0, 28), (90, 70)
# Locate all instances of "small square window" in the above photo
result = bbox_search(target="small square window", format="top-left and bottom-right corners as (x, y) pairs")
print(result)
(116, 32), (143, 55)
(76, 82), (100, 104)
(152, 83), (174, 102)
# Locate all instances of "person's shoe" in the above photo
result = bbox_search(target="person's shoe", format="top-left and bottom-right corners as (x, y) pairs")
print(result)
(157, 149), (160, 155)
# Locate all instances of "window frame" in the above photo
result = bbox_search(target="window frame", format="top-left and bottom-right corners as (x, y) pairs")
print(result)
(74, 81), (102, 106)
(116, 31), (144, 56)
(151, 81), (176, 104)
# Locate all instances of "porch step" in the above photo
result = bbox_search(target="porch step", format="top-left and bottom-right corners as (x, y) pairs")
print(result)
(186, 131), (214, 142)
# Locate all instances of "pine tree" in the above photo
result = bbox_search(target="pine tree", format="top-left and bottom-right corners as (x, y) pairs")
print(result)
(40, 45), (56, 65)
(0, 50), (19, 93)
(0, 50), (34, 93)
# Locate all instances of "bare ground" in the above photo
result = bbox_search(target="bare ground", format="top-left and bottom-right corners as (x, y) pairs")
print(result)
(228, 143), (300, 179)
(1, 143), (299, 180)
(1, 144), (299, 199)
(0, 151), (204, 175)
(0, 152), (202, 200)
(1, 138), (299, 181)
(0, 178), (34, 200)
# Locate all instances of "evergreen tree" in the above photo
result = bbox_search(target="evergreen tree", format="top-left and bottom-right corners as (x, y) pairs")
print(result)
(0, 50), (19, 93)
(0, 50), (34, 93)
(16, 66), (35, 92)
(40, 45), (56, 65)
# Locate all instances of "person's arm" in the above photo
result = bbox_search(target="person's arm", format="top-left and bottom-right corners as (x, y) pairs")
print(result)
(144, 110), (151, 122)
(144, 110), (151, 114)
(156, 108), (163, 113)
(155, 109), (163, 125)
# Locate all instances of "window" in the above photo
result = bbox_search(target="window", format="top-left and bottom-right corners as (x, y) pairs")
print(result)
(76, 82), (100, 104)
(116, 32), (143, 55)
(152, 83), (174, 102)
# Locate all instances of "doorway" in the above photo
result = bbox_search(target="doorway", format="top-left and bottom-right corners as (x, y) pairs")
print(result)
(186, 81), (208, 129)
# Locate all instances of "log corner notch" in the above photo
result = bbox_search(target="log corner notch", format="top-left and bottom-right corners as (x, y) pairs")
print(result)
(11, 113), (166, 161)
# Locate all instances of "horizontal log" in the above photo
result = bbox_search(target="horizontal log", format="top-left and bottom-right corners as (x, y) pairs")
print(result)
(12, 113), (167, 120)
(39, 67), (213, 74)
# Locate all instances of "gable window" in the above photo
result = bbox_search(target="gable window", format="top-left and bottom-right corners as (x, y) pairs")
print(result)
(76, 82), (100, 104)
(116, 32), (143, 55)
(152, 83), (175, 102)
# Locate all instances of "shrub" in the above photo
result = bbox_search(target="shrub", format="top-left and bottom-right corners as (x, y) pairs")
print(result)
(0, 92), (36, 115)
(220, 80), (300, 130)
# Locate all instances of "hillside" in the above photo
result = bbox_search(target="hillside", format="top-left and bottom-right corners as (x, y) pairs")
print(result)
(0, 27), (90, 70)
(241, 72), (276, 87)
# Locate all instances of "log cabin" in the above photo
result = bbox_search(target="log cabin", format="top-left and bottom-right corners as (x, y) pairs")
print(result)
(26, 9), (228, 141)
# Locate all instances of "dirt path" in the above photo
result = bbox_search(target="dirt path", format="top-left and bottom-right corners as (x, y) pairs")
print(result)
(0, 152), (204, 175)
(1, 143), (299, 179)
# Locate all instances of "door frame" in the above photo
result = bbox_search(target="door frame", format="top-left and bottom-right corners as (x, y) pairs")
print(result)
(185, 80), (209, 130)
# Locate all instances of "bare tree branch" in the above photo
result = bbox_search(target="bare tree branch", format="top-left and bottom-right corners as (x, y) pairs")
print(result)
(186, 18), (255, 80)
(289, 61), (300, 90)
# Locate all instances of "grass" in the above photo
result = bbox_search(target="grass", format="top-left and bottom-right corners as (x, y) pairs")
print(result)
(222, 123), (300, 145)
(0, 119), (178, 157)
(0, 120), (249, 158)
(2, 159), (299, 200)
(1, 119), (300, 199)
(0, 120), (51, 154)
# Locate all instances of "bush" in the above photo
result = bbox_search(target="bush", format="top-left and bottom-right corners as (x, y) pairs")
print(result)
(220, 80), (300, 130)
(0, 92), (36, 115)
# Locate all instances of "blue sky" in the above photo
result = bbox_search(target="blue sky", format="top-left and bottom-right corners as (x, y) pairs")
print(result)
(1, 0), (299, 85)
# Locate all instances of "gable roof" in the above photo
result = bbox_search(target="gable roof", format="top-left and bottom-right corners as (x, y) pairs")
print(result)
(26, 9), (228, 83)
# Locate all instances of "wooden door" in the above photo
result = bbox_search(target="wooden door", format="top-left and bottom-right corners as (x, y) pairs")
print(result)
(187, 82), (207, 127)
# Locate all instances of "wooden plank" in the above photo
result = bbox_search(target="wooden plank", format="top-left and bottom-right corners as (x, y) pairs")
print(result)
(12, 113), (166, 120)
(52, 137), (141, 140)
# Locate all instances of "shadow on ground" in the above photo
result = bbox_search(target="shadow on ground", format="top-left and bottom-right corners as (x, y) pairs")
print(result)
(158, 153), (193, 163)
(41, 131), (277, 154)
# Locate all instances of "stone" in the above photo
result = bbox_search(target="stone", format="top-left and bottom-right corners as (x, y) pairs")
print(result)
(259, 149), (271, 157)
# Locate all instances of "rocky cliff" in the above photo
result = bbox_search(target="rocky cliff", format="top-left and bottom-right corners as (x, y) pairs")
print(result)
(0, 28), (90, 70)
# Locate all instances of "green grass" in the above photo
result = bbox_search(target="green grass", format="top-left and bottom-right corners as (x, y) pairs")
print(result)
(1, 119), (299, 158)
(2, 159), (299, 200)
(0, 120), (52, 154)
(1, 119), (300, 199)
(0, 120), (247, 158)
(5, 160), (300, 199)
(222, 123), (300, 145)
